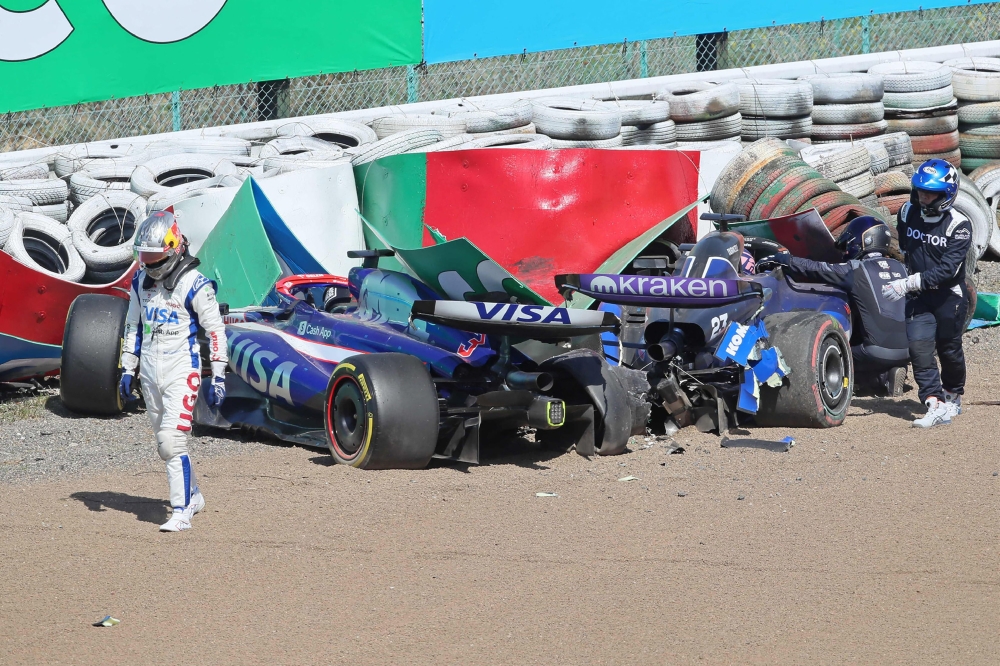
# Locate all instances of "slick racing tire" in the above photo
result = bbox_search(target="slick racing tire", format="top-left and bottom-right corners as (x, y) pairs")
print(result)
(60, 294), (129, 416)
(325, 353), (439, 470)
(755, 312), (853, 428)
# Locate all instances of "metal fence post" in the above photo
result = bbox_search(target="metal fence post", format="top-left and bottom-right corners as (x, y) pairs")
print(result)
(640, 40), (649, 78)
(861, 15), (871, 53)
(407, 65), (419, 104)
(171, 91), (181, 131)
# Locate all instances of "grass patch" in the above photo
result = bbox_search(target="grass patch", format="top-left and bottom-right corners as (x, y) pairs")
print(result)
(0, 387), (56, 426)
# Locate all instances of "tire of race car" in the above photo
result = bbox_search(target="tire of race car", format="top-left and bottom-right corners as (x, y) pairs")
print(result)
(883, 87), (955, 110)
(875, 170), (912, 195)
(748, 165), (823, 220)
(741, 115), (812, 140)
(531, 98), (622, 140)
(4, 213), (86, 282)
(736, 79), (814, 118)
(730, 155), (810, 219)
(0, 163), (48, 181)
(811, 102), (885, 125)
(755, 311), (853, 428)
(886, 115), (958, 136)
(868, 61), (953, 93)
(0, 178), (68, 206)
(800, 73), (885, 104)
(609, 100), (672, 125)
(958, 102), (1000, 125)
(59, 294), (128, 416)
(130, 155), (238, 198)
(68, 191), (147, 270)
(538, 348), (633, 456)
(801, 144), (872, 181)
(324, 353), (439, 470)
(809, 119), (888, 141)
(769, 176), (841, 218)
(674, 112), (742, 141)
(275, 118), (379, 148)
(909, 130), (960, 154)
(912, 148), (962, 169)
(837, 170), (876, 198)
(710, 138), (797, 214)
(661, 82), (740, 122)
(432, 99), (533, 133)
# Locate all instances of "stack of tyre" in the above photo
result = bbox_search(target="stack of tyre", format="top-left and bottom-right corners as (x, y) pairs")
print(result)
(0, 162), (70, 222)
(604, 99), (675, 147)
(969, 163), (1000, 258)
(734, 79), (813, 144)
(799, 144), (879, 209)
(659, 83), (743, 147)
(872, 171), (912, 216)
(947, 58), (1000, 174)
(708, 138), (887, 235)
(869, 61), (960, 170)
(800, 73), (887, 143)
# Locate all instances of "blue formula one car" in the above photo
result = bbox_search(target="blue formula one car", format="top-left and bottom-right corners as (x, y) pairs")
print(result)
(557, 218), (854, 433)
(60, 250), (649, 469)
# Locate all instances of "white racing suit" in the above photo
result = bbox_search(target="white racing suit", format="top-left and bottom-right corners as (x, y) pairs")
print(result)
(121, 266), (227, 510)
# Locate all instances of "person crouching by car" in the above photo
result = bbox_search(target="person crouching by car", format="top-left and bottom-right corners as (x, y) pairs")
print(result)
(882, 159), (971, 428)
(771, 216), (910, 397)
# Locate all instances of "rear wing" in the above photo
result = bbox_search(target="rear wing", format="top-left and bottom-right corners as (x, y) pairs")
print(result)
(411, 300), (619, 340)
(556, 273), (763, 308)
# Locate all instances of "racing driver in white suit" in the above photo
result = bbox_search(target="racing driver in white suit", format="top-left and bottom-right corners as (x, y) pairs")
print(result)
(119, 210), (228, 532)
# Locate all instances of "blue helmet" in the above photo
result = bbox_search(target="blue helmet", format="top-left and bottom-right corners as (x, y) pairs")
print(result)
(911, 159), (959, 216)
(835, 215), (891, 261)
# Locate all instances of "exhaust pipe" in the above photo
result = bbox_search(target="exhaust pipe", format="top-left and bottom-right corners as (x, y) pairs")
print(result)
(506, 370), (554, 392)
(647, 329), (685, 362)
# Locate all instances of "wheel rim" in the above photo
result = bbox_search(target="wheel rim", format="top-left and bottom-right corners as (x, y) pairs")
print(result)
(819, 337), (846, 406)
(328, 377), (366, 459)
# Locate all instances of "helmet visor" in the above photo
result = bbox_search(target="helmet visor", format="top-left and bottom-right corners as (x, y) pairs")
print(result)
(139, 250), (170, 267)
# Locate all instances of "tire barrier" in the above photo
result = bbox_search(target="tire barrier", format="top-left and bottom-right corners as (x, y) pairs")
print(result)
(735, 79), (813, 142)
(803, 73), (887, 145)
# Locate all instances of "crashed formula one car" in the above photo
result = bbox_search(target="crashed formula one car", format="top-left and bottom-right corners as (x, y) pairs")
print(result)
(60, 250), (648, 469)
(557, 212), (854, 433)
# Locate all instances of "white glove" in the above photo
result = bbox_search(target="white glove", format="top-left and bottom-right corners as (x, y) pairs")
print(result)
(882, 273), (921, 302)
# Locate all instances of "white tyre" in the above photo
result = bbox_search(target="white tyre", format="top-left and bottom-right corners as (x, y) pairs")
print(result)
(69, 191), (147, 270)
(54, 142), (167, 177)
(260, 155), (351, 176)
(467, 133), (553, 149)
(0, 163), (48, 181)
(958, 101), (1000, 125)
(874, 171), (912, 195)
(33, 202), (68, 223)
(144, 175), (242, 213)
(550, 134), (624, 149)
(608, 100), (671, 126)
(886, 115), (959, 136)
(810, 119), (888, 141)
(0, 178), (68, 205)
(868, 61), (953, 93)
(800, 73), (885, 104)
(69, 160), (138, 203)
(801, 144), (871, 181)
(0, 207), (16, 246)
(661, 82), (740, 122)
(811, 102), (885, 124)
(146, 136), (252, 157)
(130, 154), (238, 198)
(258, 136), (344, 158)
(742, 115), (812, 140)
(624, 120), (677, 145)
(407, 134), (476, 153)
(275, 118), (378, 148)
(883, 87), (955, 110)
(945, 57), (1000, 102)
(347, 130), (445, 166)
(4, 212), (85, 282)
(735, 79), (813, 118)
(857, 132), (914, 166)
(838, 170), (876, 198)
(432, 99), (533, 132)
(675, 112), (742, 141)
(531, 97), (622, 140)
(371, 114), (467, 140)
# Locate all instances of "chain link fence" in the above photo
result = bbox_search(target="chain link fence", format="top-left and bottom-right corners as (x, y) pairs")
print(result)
(3, 4), (998, 153)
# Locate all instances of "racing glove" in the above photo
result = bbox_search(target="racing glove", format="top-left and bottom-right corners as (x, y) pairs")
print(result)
(118, 372), (137, 404)
(882, 273), (921, 302)
(206, 361), (227, 408)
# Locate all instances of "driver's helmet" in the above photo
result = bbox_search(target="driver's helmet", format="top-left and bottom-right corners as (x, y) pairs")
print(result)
(835, 215), (891, 260)
(739, 249), (756, 275)
(133, 210), (185, 281)
(911, 159), (959, 217)
(676, 231), (744, 279)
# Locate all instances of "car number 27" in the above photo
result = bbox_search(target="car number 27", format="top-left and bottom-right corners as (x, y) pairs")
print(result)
(710, 314), (729, 340)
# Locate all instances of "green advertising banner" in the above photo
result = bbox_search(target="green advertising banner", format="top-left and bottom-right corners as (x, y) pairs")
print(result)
(0, 0), (422, 112)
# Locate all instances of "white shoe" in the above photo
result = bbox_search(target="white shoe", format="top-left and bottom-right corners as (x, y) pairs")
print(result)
(189, 490), (205, 515)
(943, 391), (962, 417)
(912, 397), (951, 428)
(160, 507), (194, 532)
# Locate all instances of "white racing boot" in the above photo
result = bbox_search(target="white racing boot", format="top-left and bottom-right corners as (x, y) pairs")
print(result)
(912, 397), (951, 428)
(943, 390), (962, 418)
(160, 506), (194, 532)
